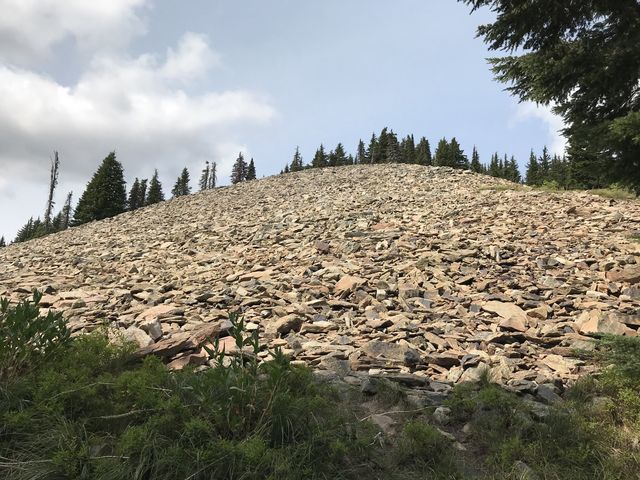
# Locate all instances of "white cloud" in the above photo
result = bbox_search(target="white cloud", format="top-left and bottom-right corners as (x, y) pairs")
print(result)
(0, 33), (275, 189)
(514, 102), (567, 155)
(0, 0), (149, 62)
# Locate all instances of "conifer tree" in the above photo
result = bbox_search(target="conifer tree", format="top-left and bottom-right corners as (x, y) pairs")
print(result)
(355, 140), (367, 164)
(14, 217), (46, 243)
(199, 162), (210, 191)
(525, 150), (540, 186)
(128, 178), (141, 211)
(385, 130), (402, 163)
(488, 153), (501, 177)
(434, 138), (449, 166)
(367, 134), (377, 165)
(0, 236), (5, 247)
(246, 158), (257, 180)
(283, 164), (290, 174)
(539, 146), (551, 183)
(73, 152), (127, 226)
(139, 179), (147, 205)
(146, 170), (165, 205)
(44, 151), (60, 228)
(401, 135), (417, 164)
(332, 143), (348, 166)
(172, 167), (191, 197)
(230, 153), (248, 184)
(416, 137), (432, 165)
(60, 192), (73, 229)
(470, 146), (483, 173)
(311, 144), (328, 168)
(449, 138), (469, 170)
(290, 147), (304, 172)
(208, 162), (217, 189)
(506, 156), (521, 183)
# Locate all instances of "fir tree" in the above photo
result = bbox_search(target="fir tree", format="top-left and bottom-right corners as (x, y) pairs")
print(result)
(73, 152), (127, 226)
(0, 236), (5, 247)
(470, 146), (483, 173)
(208, 162), (217, 189)
(416, 137), (432, 165)
(311, 145), (328, 169)
(525, 150), (540, 186)
(385, 130), (402, 163)
(401, 135), (417, 164)
(434, 138), (450, 167)
(246, 158), (257, 180)
(60, 192), (73, 229)
(146, 170), (165, 205)
(506, 156), (521, 183)
(488, 153), (501, 177)
(199, 162), (210, 191)
(283, 164), (290, 174)
(355, 140), (367, 164)
(332, 143), (348, 166)
(290, 147), (304, 171)
(367, 134), (377, 165)
(128, 178), (141, 210)
(539, 146), (551, 183)
(172, 167), (191, 197)
(230, 153), (248, 184)
(44, 151), (60, 228)
(449, 138), (469, 169)
(14, 217), (46, 243)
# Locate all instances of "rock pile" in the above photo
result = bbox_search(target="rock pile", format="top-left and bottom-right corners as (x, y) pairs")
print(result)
(2, 164), (639, 403)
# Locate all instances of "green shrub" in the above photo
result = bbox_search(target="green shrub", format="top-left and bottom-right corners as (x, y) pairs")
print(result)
(0, 290), (70, 382)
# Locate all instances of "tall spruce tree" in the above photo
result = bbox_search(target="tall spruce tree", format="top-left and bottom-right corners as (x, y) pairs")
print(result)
(525, 150), (540, 186)
(73, 152), (127, 226)
(44, 151), (60, 228)
(311, 145), (328, 168)
(146, 170), (165, 205)
(128, 178), (141, 210)
(367, 134), (377, 165)
(172, 168), (191, 197)
(470, 146), (483, 173)
(539, 147), (551, 183)
(401, 135), (417, 164)
(356, 140), (367, 164)
(506, 156), (521, 183)
(246, 158), (257, 180)
(208, 162), (217, 188)
(449, 138), (469, 169)
(290, 147), (304, 171)
(60, 192), (73, 229)
(463, 0), (640, 193)
(434, 138), (449, 166)
(416, 137), (432, 165)
(230, 153), (248, 184)
(488, 153), (501, 177)
(332, 143), (348, 166)
(0, 236), (5, 247)
(199, 162), (210, 191)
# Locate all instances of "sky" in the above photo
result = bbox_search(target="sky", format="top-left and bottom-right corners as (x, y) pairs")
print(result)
(0, 0), (566, 241)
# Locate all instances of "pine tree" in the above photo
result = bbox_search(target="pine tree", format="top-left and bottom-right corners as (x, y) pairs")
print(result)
(290, 147), (304, 171)
(284, 164), (290, 174)
(128, 178), (141, 210)
(506, 156), (521, 183)
(385, 130), (402, 163)
(332, 143), (348, 166)
(355, 140), (367, 164)
(199, 161), (210, 191)
(367, 134), (377, 165)
(539, 146), (551, 183)
(73, 152), (127, 226)
(231, 153), (248, 184)
(60, 192), (73, 229)
(434, 138), (450, 166)
(139, 179), (147, 205)
(44, 151), (60, 228)
(172, 167), (191, 197)
(208, 162), (217, 188)
(525, 150), (540, 186)
(470, 146), (483, 173)
(246, 158), (257, 180)
(14, 217), (46, 243)
(488, 153), (501, 177)
(449, 138), (469, 169)
(416, 137), (432, 165)
(0, 236), (5, 247)
(146, 169), (165, 205)
(311, 145), (328, 169)
(401, 135), (417, 164)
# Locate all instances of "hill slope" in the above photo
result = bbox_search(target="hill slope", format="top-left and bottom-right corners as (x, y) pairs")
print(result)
(2, 164), (639, 396)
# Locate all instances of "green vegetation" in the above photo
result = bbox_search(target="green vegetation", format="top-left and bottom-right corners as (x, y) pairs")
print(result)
(171, 166), (192, 198)
(3, 295), (640, 479)
(446, 336), (640, 479)
(463, 0), (640, 194)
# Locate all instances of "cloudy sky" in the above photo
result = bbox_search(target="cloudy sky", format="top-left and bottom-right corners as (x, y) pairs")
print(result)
(0, 0), (565, 241)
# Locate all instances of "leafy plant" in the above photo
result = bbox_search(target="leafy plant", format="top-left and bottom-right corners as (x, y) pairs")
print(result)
(0, 290), (70, 382)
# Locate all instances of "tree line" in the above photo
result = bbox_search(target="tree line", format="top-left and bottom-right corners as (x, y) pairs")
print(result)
(6, 152), (257, 245)
(280, 127), (577, 187)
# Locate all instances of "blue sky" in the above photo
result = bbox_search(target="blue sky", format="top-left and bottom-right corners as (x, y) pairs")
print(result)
(0, 0), (564, 241)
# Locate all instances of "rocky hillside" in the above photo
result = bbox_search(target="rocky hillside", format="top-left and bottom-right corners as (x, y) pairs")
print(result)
(2, 164), (639, 402)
